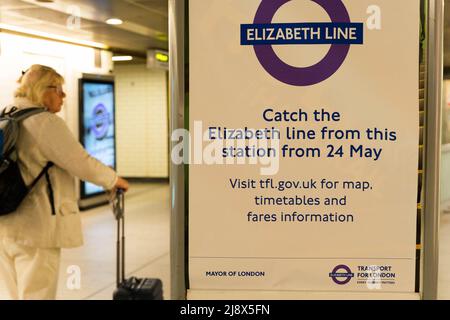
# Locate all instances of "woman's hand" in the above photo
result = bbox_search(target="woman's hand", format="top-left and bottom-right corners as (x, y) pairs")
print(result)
(114, 177), (130, 192)
(108, 177), (129, 203)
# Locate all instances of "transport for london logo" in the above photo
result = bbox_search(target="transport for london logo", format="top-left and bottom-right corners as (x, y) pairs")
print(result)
(91, 103), (111, 140)
(329, 265), (354, 285)
(241, 0), (364, 86)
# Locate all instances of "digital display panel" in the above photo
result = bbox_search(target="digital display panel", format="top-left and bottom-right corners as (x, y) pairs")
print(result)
(79, 79), (116, 198)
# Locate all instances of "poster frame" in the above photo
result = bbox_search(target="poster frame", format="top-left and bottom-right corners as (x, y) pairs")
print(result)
(78, 76), (117, 200)
(169, 0), (443, 300)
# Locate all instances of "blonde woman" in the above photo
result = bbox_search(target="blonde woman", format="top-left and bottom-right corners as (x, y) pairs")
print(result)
(0, 65), (129, 300)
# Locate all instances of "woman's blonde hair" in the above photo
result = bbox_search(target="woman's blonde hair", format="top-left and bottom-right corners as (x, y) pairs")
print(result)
(14, 64), (64, 106)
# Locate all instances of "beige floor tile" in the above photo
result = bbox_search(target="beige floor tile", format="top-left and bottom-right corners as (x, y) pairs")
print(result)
(57, 182), (170, 300)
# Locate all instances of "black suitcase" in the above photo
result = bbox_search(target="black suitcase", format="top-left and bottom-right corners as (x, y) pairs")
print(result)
(112, 189), (164, 300)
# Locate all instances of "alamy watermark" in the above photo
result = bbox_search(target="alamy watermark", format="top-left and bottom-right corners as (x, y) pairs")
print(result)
(171, 121), (281, 175)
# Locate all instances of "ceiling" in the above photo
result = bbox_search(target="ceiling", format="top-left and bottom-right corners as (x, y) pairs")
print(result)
(0, 0), (168, 56)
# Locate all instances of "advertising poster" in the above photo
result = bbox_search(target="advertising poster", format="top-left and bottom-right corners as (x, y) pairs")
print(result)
(81, 80), (116, 197)
(189, 0), (419, 293)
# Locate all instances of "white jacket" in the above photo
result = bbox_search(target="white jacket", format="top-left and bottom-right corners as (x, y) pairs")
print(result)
(0, 98), (118, 248)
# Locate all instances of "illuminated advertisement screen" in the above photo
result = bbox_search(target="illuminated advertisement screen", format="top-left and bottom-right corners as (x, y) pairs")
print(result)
(79, 78), (116, 198)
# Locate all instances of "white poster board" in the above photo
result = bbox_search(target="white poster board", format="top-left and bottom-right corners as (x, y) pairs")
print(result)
(189, 0), (419, 296)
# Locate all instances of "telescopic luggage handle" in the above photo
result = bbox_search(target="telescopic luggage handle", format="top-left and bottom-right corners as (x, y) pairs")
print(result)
(113, 188), (125, 220)
(113, 188), (126, 286)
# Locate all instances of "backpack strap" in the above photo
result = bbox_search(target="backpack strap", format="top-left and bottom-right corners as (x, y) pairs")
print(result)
(28, 162), (56, 215)
(45, 164), (56, 216)
(0, 107), (47, 159)
(9, 107), (47, 122)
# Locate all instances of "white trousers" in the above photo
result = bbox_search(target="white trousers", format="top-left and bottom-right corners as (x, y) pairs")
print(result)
(0, 238), (61, 300)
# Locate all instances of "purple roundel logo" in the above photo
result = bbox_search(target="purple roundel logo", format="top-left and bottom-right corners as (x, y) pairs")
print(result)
(329, 265), (354, 285)
(91, 103), (111, 140)
(242, 0), (363, 86)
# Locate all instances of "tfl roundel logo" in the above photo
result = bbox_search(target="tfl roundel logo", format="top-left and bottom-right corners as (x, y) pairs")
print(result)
(91, 103), (111, 140)
(329, 265), (354, 285)
(241, 0), (364, 86)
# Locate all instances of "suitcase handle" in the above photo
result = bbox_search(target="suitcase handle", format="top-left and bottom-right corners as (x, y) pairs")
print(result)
(112, 189), (125, 220)
(113, 189), (126, 286)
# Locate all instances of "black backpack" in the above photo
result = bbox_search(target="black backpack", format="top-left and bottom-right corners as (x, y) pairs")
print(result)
(0, 107), (55, 216)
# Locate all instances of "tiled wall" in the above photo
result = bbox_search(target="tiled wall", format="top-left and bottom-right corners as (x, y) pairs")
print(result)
(0, 32), (112, 136)
(114, 64), (169, 178)
(0, 32), (169, 181)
